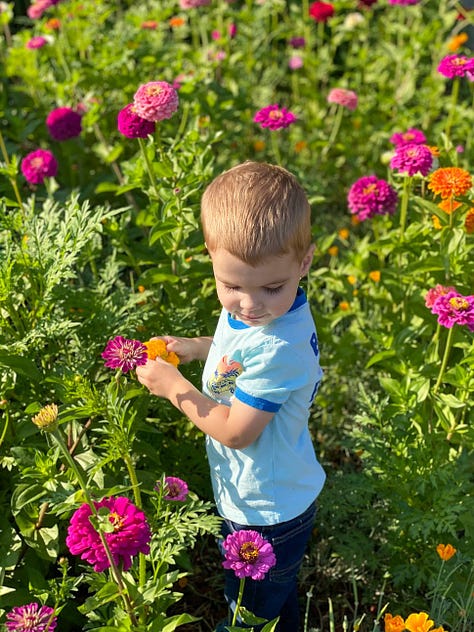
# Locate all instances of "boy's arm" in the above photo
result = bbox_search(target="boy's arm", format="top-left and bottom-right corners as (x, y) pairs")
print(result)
(136, 358), (273, 449)
(161, 335), (213, 363)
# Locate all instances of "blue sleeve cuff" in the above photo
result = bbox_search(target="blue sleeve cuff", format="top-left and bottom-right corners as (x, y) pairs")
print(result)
(234, 387), (282, 413)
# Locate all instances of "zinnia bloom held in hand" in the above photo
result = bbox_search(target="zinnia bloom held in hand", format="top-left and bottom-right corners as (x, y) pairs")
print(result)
(253, 104), (297, 130)
(327, 88), (358, 110)
(46, 106), (82, 141)
(133, 81), (179, 122)
(155, 476), (189, 501)
(428, 166), (472, 199)
(66, 496), (151, 572)
(222, 529), (276, 580)
(436, 543), (457, 561)
(347, 175), (398, 221)
(430, 291), (474, 331)
(143, 339), (180, 366)
(389, 127), (426, 146)
(5, 603), (57, 632)
(21, 149), (58, 185)
(309, 1), (335, 22)
(438, 54), (474, 78)
(117, 104), (155, 138)
(101, 336), (148, 373)
(389, 143), (433, 177)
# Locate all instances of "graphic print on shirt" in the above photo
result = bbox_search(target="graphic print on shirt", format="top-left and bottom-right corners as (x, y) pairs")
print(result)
(207, 355), (243, 398)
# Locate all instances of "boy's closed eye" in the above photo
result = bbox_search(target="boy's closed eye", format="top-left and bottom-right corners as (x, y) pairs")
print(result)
(224, 285), (284, 295)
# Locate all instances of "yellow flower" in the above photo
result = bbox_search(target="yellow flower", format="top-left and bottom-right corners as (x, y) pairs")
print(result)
(369, 270), (380, 282)
(328, 246), (338, 257)
(338, 228), (350, 240)
(384, 613), (405, 632)
(432, 215), (442, 230)
(253, 140), (265, 152)
(347, 275), (357, 285)
(339, 301), (350, 311)
(436, 543), (456, 561)
(426, 145), (440, 157)
(447, 32), (468, 52)
(464, 208), (474, 233)
(138, 285), (145, 293)
(32, 404), (59, 432)
(143, 339), (180, 367)
(405, 612), (434, 632)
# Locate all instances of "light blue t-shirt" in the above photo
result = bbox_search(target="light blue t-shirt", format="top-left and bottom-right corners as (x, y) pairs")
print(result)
(202, 288), (326, 525)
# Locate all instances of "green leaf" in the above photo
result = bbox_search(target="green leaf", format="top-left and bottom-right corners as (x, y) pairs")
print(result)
(78, 582), (121, 614)
(0, 354), (42, 382)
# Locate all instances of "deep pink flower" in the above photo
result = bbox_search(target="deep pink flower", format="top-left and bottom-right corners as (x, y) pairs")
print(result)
(388, 0), (420, 4)
(27, 0), (54, 20)
(438, 54), (474, 78)
(309, 1), (335, 22)
(66, 497), (151, 572)
(289, 36), (305, 48)
(179, 0), (211, 9)
(425, 285), (457, 309)
(117, 104), (155, 139)
(253, 104), (297, 130)
(389, 143), (433, 177)
(5, 603), (57, 632)
(26, 36), (49, 49)
(430, 291), (474, 331)
(228, 23), (237, 38)
(156, 476), (189, 501)
(141, 20), (158, 29)
(390, 127), (426, 146)
(46, 107), (82, 141)
(347, 175), (398, 221)
(133, 81), (179, 122)
(222, 530), (277, 580)
(101, 336), (148, 373)
(21, 149), (58, 185)
(327, 88), (358, 111)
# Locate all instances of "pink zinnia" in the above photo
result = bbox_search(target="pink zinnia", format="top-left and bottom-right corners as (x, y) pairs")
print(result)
(21, 149), (58, 185)
(222, 530), (277, 580)
(389, 143), (433, 177)
(101, 335), (148, 373)
(309, 1), (335, 22)
(327, 88), (358, 111)
(253, 104), (297, 130)
(26, 36), (49, 49)
(133, 81), (179, 123)
(155, 476), (189, 501)
(66, 497), (151, 572)
(46, 107), (82, 141)
(424, 284), (457, 309)
(430, 291), (474, 331)
(389, 127), (426, 146)
(288, 55), (303, 70)
(228, 22), (237, 38)
(388, 0), (420, 4)
(27, 0), (54, 20)
(5, 603), (57, 632)
(438, 54), (474, 78)
(117, 104), (155, 139)
(347, 175), (398, 221)
(179, 0), (211, 6)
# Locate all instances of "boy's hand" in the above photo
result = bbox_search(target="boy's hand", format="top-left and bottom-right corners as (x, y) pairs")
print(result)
(162, 335), (213, 364)
(136, 357), (182, 399)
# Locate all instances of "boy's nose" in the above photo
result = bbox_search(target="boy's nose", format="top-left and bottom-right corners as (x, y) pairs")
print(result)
(240, 293), (260, 311)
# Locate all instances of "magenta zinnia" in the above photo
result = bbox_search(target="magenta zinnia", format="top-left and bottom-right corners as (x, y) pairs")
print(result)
(21, 149), (58, 185)
(133, 81), (179, 122)
(222, 529), (276, 580)
(430, 291), (474, 331)
(389, 127), (426, 147)
(156, 476), (189, 501)
(117, 103), (156, 138)
(347, 175), (398, 221)
(424, 284), (457, 309)
(253, 104), (297, 130)
(5, 603), (57, 632)
(389, 143), (433, 177)
(46, 106), (82, 141)
(26, 36), (49, 49)
(66, 496), (151, 572)
(438, 54), (474, 78)
(101, 335), (148, 373)
(327, 88), (358, 111)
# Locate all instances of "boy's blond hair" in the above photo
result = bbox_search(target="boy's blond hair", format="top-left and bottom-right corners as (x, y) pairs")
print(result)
(201, 161), (312, 264)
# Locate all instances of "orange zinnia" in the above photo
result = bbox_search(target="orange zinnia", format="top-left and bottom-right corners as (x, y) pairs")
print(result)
(465, 208), (474, 233)
(436, 543), (456, 561)
(169, 16), (185, 27)
(384, 613), (405, 632)
(369, 270), (381, 282)
(447, 32), (468, 52)
(428, 167), (472, 199)
(143, 339), (180, 367)
(437, 199), (462, 214)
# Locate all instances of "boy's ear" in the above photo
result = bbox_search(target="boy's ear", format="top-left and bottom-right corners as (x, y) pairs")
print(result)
(300, 244), (315, 277)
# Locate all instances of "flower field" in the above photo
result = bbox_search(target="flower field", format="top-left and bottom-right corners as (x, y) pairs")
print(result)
(1, 0), (474, 630)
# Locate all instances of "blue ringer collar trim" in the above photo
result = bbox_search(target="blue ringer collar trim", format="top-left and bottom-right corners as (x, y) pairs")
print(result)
(227, 287), (306, 330)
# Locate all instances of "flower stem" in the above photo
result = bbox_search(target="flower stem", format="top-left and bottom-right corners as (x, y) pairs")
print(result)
(123, 452), (147, 592)
(399, 175), (412, 242)
(137, 137), (160, 199)
(445, 77), (460, 143)
(433, 326), (454, 394)
(0, 130), (24, 212)
(322, 105), (344, 158)
(231, 577), (246, 626)
(270, 132), (282, 165)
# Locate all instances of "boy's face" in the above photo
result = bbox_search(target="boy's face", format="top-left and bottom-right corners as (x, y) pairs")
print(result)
(209, 246), (314, 327)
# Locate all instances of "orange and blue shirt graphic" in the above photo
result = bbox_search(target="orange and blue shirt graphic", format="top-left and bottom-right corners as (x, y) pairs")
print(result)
(206, 355), (243, 398)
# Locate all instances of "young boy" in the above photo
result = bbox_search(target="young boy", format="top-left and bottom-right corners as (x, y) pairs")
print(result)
(136, 161), (326, 631)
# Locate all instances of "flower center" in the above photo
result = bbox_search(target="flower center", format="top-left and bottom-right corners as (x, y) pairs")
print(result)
(454, 57), (467, 66)
(166, 483), (180, 497)
(22, 613), (41, 630)
(362, 183), (377, 195)
(403, 132), (414, 141)
(239, 542), (259, 562)
(31, 157), (44, 168)
(449, 297), (469, 311)
(146, 85), (163, 96)
(119, 342), (140, 359)
(109, 511), (125, 531)
(268, 110), (283, 120)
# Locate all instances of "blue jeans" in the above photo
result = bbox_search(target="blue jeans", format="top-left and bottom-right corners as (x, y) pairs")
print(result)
(217, 502), (316, 632)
